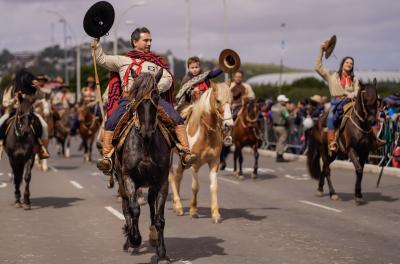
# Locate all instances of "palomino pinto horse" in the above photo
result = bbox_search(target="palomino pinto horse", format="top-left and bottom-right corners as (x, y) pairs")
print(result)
(307, 79), (378, 204)
(77, 103), (101, 162)
(221, 98), (262, 180)
(5, 96), (41, 209)
(170, 82), (234, 223)
(113, 71), (171, 263)
(34, 98), (53, 171)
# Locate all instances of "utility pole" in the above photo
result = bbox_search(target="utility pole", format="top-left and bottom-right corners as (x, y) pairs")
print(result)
(279, 22), (286, 95)
(76, 44), (81, 102)
(223, 0), (229, 81)
(185, 0), (191, 72)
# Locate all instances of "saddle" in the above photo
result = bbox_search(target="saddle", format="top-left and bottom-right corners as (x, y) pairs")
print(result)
(112, 102), (177, 151)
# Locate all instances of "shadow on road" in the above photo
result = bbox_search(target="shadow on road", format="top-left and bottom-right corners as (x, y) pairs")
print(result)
(337, 192), (398, 204)
(134, 236), (226, 264)
(181, 206), (275, 222)
(30, 196), (84, 209)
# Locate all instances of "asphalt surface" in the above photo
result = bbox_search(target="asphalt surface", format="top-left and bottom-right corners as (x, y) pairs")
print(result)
(0, 137), (400, 264)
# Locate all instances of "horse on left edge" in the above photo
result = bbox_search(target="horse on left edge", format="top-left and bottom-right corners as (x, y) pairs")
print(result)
(5, 95), (41, 209)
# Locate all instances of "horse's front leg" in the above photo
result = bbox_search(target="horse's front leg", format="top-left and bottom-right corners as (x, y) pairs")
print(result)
(233, 147), (239, 177)
(22, 158), (34, 210)
(148, 186), (159, 247)
(169, 162), (184, 216)
(123, 174), (142, 249)
(209, 161), (221, 223)
(11, 161), (22, 207)
(155, 180), (170, 263)
(189, 165), (200, 218)
(238, 147), (244, 180)
(252, 145), (259, 179)
(348, 148), (366, 205)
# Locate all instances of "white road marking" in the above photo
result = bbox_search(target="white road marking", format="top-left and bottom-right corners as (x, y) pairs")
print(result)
(219, 177), (240, 185)
(224, 167), (275, 173)
(8, 173), (12, 178)
(49, 166), (59, 172)
(285, 174), (311, 181)
(0, 182), (7, 188)
(91, 172), (101, 176)
(179, 261), (193, 264)
(105, 206), (125, 220)
(0, 172), (3, 176)
(69, 180), (83, 189)
(299, 200), (342, 213)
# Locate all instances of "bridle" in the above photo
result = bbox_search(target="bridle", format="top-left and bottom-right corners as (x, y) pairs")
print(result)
(201, 88), (230, 132)
(347, 90), (374, 134)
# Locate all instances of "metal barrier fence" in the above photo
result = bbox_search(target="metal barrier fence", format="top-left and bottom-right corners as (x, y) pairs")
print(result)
(259, 116), (400, 168)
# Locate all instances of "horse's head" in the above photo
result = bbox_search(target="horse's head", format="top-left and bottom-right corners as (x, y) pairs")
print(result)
(15, 95), (36, 138)
(133, 70), (162, 139)
(211, 82), (234, 128)
(244, 98), (259, 120)
(357, 78), (378, 127)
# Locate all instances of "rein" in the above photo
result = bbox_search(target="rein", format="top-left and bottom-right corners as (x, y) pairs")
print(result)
(200, 89), (227, 132)
(344, 91), (372, 134)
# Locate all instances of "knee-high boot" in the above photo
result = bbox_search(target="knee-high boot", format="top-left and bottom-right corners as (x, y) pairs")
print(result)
(175, 125), (197, 168)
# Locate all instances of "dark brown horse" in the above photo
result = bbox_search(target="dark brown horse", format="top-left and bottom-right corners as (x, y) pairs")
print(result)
(77, 103), (101, 162)
(5, 95), (41, 209)
(221, 98), (262, 180)
(113, 70), (172, 263)
(54, 107), (73, 157)
(307, 79), (378, 204)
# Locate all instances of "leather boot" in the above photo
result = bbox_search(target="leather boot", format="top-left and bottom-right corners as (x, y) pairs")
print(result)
(327, 130), (338, 154)
(96, 131), (114, 175)
(0, 140), (3, 160)
(38, 139), (50, 160)
(175, 125), (197, 168)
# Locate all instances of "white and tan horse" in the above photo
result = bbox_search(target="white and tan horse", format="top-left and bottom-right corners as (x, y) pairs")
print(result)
(169, 82), (233, 223)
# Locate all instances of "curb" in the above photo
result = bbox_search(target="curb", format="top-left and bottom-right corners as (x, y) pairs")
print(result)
(241, 147), (400, 177)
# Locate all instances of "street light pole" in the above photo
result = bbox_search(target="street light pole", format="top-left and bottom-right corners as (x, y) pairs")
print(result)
(185, 0), (191, 73)
(223, 0), (229, 81)
(113, 1), (146, 55)
(60, 18), (69, 85)
(278, 22), (286, 95)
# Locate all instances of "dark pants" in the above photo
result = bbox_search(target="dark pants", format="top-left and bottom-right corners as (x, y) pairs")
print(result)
(105, 97), (183, 131)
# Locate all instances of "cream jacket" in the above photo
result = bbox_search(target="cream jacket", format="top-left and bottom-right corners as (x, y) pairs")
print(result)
(229, 82), (255, 99)
(93, 40), (172, 93)
(315, 49), (359, 97)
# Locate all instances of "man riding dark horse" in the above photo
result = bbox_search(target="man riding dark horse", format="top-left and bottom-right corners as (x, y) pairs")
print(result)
(0, 69), (49, 160)
(93, 27), (197, 175)
(315, 38), (385, 155)
(230, 70), (256, 121)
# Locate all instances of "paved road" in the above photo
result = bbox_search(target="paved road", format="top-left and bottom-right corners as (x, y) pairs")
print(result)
(0, 137), (399, 264)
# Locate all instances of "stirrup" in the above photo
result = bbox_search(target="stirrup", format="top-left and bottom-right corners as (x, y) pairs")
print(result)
(0, 141), (3, 161)
(181, 153), (197, 168)
(97, 157), (112, 174)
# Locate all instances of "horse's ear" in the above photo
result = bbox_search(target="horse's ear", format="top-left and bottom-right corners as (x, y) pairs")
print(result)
(358, 79), (364, 90)
(155, 69), (163, 83)
(373, 78), (377, 87)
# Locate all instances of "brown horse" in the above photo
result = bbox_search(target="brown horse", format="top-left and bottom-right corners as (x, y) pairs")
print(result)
(54, 107), (73, 157)
(307, 79), (378, 204)
(77, 103), (101, 162)
(222, 98), (262, 180)
(169, 82), (234, 223)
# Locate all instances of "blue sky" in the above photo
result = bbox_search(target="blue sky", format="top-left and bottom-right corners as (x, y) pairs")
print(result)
(0, 0), (399, 70)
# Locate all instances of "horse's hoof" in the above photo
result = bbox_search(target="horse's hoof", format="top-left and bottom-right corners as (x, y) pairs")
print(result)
(238, 175), (245, 181)
(116, 196), (123, 203)
(315, 191), (324, 197)
(14, 202), (22, 208)
(123, 241), (130, 252)
(23, 203), (31, 210)
(138, 197), (147, 206)
(149, 226), (159, 247)
(157, 257), (171, 264)
(212, 215), (222, 224)
(330, 194), (340, 201)
(174, 207), (184, 216)
(251, 173), (258, 179)
(190, 212), (199, 219)
(355, 197), (365, 205)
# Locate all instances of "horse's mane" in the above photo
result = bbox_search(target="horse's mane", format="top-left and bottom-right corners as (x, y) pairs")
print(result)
(189, 82), (230, 125)
(18, 96), (35, 114)
(128, 72), (158, 102)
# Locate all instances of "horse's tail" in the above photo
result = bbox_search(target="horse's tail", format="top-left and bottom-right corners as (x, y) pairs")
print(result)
(306, 129), (321, 180)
